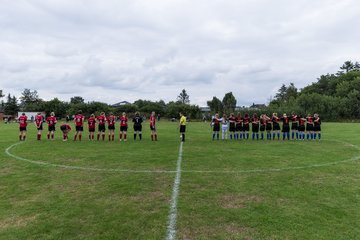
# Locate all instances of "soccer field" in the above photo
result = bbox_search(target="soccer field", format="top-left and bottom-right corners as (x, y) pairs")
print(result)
(1, 121), (359, 239)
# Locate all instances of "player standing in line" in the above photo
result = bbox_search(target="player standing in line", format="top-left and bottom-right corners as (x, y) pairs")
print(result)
(119, 112), (128, 141)
(46, 112), (57, 140)
(242, 113), (250, 140)
(211, 113), (221, 140)
(73, 110), (85, 141)
(107, 112), (116, 141)
(259, 114), (266, 140)
(97, 112), (106, 141)
(306, 114), (314, 140)
(88, 114), (96, 141)
(265, 114), (272, 140)
(60, 122), (72, 141)
(179, 112), (186, 142)
(18, 113), (28, 141)
(281, 113), (290, 140)
(221, 113), (229, 140)
(313, 113), (321, 140)
(290, 112), (298, 140)
(251, 113), (260, 140)
(150, 111), (158, 141)
(133, 112), (143, 140)
(34, 112), (44, 140)
(272, 113), (280, 140)
(235, 113), (242, 140)
(298, 115), (306, 140)
(228, 113), (236, 140)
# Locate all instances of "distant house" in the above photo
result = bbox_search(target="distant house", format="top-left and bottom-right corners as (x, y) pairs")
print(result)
(249, 103), (266, 109)
(200, 107), (211, 113)
(111, 101), (131, 107)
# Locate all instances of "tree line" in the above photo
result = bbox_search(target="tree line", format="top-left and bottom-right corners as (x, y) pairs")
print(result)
(0, 89), (202, 120)
(1, 61), (359, 120)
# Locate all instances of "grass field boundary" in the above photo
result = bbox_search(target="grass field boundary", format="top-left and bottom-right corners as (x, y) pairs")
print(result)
(166, 141), (183, 240)
(4, 140), (360, 174)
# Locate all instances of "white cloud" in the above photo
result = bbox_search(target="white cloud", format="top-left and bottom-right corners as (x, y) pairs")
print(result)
(0, 0), (360, 106)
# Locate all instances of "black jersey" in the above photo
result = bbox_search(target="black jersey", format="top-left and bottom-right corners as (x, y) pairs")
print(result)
(132, 116), (143, 126)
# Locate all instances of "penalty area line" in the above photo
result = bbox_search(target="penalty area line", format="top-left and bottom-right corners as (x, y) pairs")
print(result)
(166, 141), (183, 240)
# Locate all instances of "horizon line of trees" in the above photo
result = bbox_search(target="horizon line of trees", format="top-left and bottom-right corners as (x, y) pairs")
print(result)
(1, 61), (359, 121)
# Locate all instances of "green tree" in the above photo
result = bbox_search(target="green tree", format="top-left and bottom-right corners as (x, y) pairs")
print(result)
(20, 88), (42, 111)
(207, 96), (223, 114)
(4, 94), (19, 115)
(222, 92), (236, 113)
(43, 98), (70, 118)
(70, 96), (85, 105)
(177, 89), (190, 104)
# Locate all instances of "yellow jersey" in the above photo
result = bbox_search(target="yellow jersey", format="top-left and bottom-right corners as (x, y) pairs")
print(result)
(180, 116), (186, 126)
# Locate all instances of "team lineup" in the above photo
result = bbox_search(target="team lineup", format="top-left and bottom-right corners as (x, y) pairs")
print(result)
(211, 112), (321, 141)
(16, 111), (187, 142)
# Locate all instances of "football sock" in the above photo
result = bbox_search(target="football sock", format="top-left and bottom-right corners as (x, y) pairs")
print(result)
(124, 134), (127, 140)
(306, 133), (309, 140)
(92, 135), (94, 140)
(74, 135), (77, 141)
(272, 133), (275, 140)
(89, 135), (91, 140)
(292, 132), (294, 139)
(109, 135), (111, 141)
(102, 135), (105, 141)
(139, 134), (142, 140)
(134, 134), (136, 140)
(37, 134), (41, 140)
(51, 134), (54, 139)
(256, 133), (259, 140)
(212, 133), (215, 140)
(155, 134), (157, 141)
(47, 134), (50, 139)
(230, 134), (233, 140)
(318, 133), (321, 139)
(287, 132), (290, 140)
(23, 136), (26, 141)
(151, 135), (154, 141)
(112, 135), (114, 141)
(296, 132), (299, 139)
(79, 135), (82, 141)
(246, 133), (249, 139)
(261, 133), (264, 140)
(182, 134), (185, 142)
(97, 134), (100, 140)
(283, 133), (285, 140)
(120, 133), (122, 140)
(217, 133), (219, 140)
(252, 133), (255, 140)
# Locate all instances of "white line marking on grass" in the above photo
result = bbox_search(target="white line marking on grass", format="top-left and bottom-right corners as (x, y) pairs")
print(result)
(166, 141), (183, 240)
(4, 140), (360, 174)
(4, 142), (176, 173)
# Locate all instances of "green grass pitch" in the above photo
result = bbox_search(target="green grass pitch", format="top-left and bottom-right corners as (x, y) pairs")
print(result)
(0, 121), (360, 239)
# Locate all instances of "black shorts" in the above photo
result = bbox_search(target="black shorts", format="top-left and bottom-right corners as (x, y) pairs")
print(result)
(19, 127), (27, 131)
(150, 126), (156, 131)
(120, 126), (128, 131)
(76, 126), (83, 132)
(89, 127), (95, 132)
(48, 125), (56, 132)
(266, 123), (272, 131)
(314, 125), (321, 132)
(98, 124), (106, 132)
(273, 123), (280, 131)
(298, 125), (305, 132)
(236, 124), (242, 131)
(213, 124), (220, 132)
(229, 123), (236, 132)
(282, 124), (290, 132)
(291, 123), (298, 130)
(252, 124), (259, 133)
(180, 125), (186, 133)
(306, 124), (314, 131)
(60, 125), (67, 131)
(243, 124), (249, 132)
(108, 125), (115, 130)
(260, 125), (265, 132)
(134, 125), (142, 132)
(37, 125), (43, 131)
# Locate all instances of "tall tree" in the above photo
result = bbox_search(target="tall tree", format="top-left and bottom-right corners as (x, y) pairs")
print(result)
(4, 94), (19, 115)
(177, 89), (190, 104)
(207, 96), (223, 113)
(70, 96), (85, 104)
(222, 92), (237, 113)
(20, 89), (41, 105)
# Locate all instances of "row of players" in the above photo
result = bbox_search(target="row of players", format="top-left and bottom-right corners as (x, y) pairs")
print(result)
(17, 111), (161, 142)
(211, 112), (321, 140)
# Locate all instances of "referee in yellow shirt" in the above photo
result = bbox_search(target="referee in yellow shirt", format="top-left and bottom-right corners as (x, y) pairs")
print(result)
(179, 112), (186, 142)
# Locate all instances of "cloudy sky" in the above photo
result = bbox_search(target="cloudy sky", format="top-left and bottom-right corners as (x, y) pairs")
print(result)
(1, 0), (359, 106)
